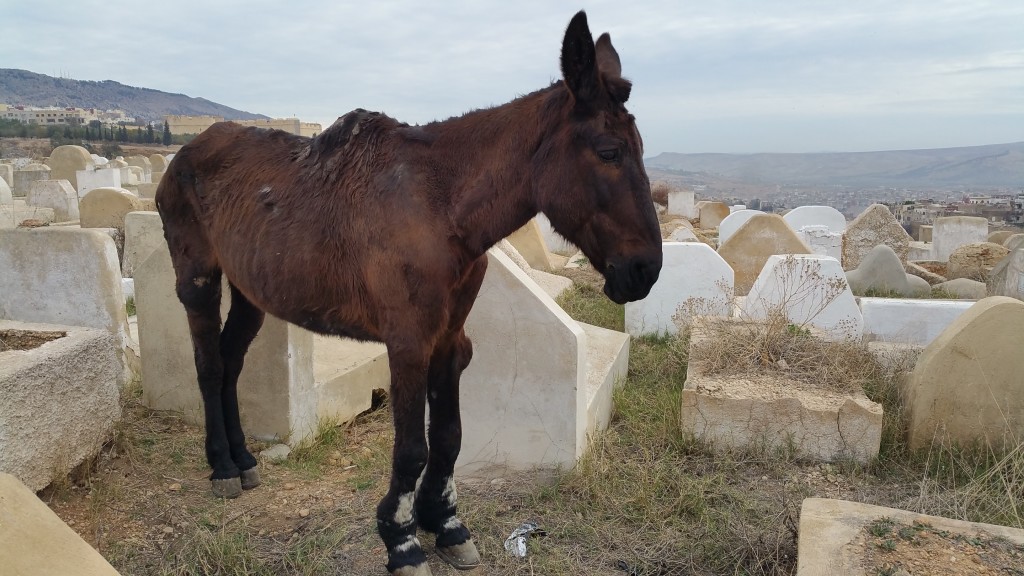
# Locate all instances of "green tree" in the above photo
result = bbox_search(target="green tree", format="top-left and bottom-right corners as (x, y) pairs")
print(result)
(146, 123), (155, 144)
(162, 120), (172, 145)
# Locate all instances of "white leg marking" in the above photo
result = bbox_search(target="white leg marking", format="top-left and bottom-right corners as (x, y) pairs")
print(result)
(442, 476), (457, 506)
(394, 535), (421, 553)
(394, 491), (416, 526)
(442, 516), (464, 531)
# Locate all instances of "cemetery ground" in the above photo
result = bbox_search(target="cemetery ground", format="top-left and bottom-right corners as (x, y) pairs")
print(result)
(40, 265), (1024, 576)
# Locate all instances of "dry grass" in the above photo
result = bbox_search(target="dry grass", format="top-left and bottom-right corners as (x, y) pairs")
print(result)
(38, 270), (1024, 575)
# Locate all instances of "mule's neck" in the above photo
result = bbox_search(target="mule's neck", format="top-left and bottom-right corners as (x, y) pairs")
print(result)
(425, 86), (564, 261)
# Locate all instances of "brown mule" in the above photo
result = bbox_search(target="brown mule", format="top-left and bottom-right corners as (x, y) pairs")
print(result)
(156, 10), (661, 575)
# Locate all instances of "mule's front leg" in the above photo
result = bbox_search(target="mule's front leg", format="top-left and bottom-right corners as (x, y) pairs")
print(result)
(416, 332), (479, 570)
(378, 349), (431, 576)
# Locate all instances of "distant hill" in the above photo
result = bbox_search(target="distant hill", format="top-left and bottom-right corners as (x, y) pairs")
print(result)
(646, 142), (1024, 188)
(0, 69), (268, 123)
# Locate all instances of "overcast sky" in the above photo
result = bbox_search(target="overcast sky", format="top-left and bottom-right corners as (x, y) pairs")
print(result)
(3, 1), (1022, 154)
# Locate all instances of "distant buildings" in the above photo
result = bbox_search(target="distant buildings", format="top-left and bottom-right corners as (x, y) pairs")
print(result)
(164, 115), (322, 137)
(0, 104), (135, 125)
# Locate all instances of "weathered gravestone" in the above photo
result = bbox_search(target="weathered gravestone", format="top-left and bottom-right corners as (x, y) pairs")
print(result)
(121, 211), (166, 278)
(625, 242), (733, 337)
(79, 187), (145, 231)
(845, 244), (930, 297)
(44, 145), (93, 191)
(945, 241), (1009, 281)
(149, 153), (168, 172)
(717, 209), (761, 246)
(1003, 233), (1024, 252)
(841, 204), (911, 270)
(860, 297), (973, 346)
(799, 224), (843, 261)
(932, 216), (988, 262)
(988, 230), (1014, 245)
(0, 473), (122, 574)
(667, 189), (696, 218)
(506, 219), (558, 272)
(906, 296), (1024, 451)
(125, 155), (152, 182)
(76, 167), (122, 198)
(12, 163), (51, 197)
(0, 177), (11, 205)
(0, 163), (13, 188)
(458, 248), (629, 476)
(987, 248), (1024, 301)
(783, 205), (846, 234)
(698, 201), (730, 229)
(717, 213), (812, 295)
(742, 254), (863, 341)
(27, 179), (79, 221)
(933, 278), (987, 299)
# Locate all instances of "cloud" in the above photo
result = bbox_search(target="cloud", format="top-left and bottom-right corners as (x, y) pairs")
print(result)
(2, 0), (1022, 153)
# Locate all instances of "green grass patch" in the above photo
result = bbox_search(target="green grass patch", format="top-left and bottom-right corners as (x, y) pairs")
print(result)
(556, 282), (624, 332)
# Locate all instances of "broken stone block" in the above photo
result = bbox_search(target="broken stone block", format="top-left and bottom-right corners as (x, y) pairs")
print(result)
(796, 498), (1024, 576)
(680, 321), (882, 463)
(945, 241), (1009, 281)
(906, 296), (1024, 451)
(904, 261), (946, 285)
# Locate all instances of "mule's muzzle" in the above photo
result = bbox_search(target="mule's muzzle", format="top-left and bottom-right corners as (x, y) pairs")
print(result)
(603, 255), (661, 304)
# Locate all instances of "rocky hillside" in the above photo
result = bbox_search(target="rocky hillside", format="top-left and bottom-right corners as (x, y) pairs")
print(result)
(646, 141), (1024, 188)
(0, 69), (268, 123)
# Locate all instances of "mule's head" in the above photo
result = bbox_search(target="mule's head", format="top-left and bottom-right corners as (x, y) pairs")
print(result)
(535, 11), (662, 304)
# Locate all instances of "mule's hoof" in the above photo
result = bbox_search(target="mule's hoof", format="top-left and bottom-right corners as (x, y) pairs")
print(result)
(211, 477), (243, 499)
(240, 467), (261, 490)
(391, 563), (433, 576)
(436, 539), (481, 570)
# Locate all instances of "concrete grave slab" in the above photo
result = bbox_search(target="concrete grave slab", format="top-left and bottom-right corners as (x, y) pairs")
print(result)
(0, 177), (11, 206)
(667, 225), (698, 242)
(535, 213), (577, 256)
(125, 155), (153, 182)
(496, 239), (572, 299)
(846, 244), (930, 297)
(918, 224), (933, 242)
(717, 209), (761, 246)
(12, 163), (50, 197)
(44, 145), (93, 191)
(625, 242), (733, 337)
(0, 473), (121, 575)
(121, 211), (165, 278)
(906, 296), (1024, 451)
(76, 167), (122, 197)
(0, 201), (55, 229)
(458, 248), (628, 477)
(27, 179), (79, 221)
(796, 498), (1024, 576)
(79, 187), (145, 231)
(933, 277), (986, 299)
(904, 261), (946, 285)
(718, 213), (813, 296)
(667, 189), (696, 218)
(0, 320), (122, 491)
(312, 336), (389, 426)
(798, 224), (843, 261)
(783, 205), (847, 233)
(860, 297), (974, 346)
(988, 230), (1014, 245)
(680, 320), (882, 463)
(841, 204), (911, 270)
(932, 216), (988, 262)
(743, 255), (863, 341)
(1003, 233), (1024, 251)
(0, 163), (12, 188)
(506, 219), (557, 271)
(698, 201), (730, 229)
(907, 240), (932, 261)
(987, 248), (1024, 300)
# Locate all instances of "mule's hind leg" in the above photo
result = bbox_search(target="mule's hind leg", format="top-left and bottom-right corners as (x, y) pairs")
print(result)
(219, 283), (266, 490)
(175, 267), (244, 497)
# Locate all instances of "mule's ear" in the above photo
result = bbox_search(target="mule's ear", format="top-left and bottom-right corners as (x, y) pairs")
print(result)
(596, 32), (632, 103)
(595, 33), (621, 78)
(561, 11), (600, 106)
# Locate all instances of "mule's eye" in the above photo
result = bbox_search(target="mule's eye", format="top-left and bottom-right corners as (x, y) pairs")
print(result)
(598, 148), (620, 162)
